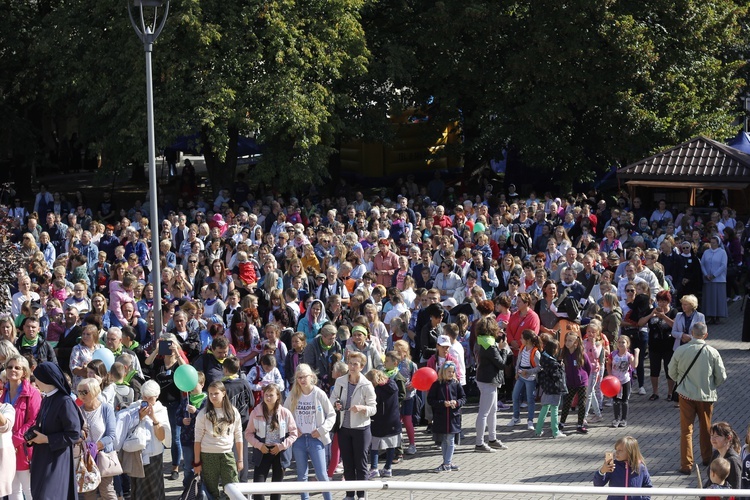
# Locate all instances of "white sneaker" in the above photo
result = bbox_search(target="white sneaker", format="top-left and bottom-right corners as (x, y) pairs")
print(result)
(507, 417), (521, 427)
(526, 420), (535, 431)
(405, 444), (417, 455)
(638, 386), (647, 395)
(520, 402), (528, 408)
(553, 432), (567, 439)
(366, 469), (380, 480)
(734, 295), (742, 302)
(611, 419), (620, 428)
(589, 415), (603, 423)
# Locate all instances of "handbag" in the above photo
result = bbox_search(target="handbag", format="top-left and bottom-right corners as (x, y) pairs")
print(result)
(96, 450), (123, 477)
(76, 442), (101, 493)
(122, 421), (149, 452)
(179, 473), (206, 500)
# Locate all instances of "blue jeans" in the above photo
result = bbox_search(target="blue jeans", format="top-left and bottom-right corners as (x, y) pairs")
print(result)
(182, 445), (195, 489)
(512, 377), (536, 421)
(292, 434), (332, 500)
(370, 447), (395, 470)
(167, 400), (183, 468)
(437, 433), (456, 466)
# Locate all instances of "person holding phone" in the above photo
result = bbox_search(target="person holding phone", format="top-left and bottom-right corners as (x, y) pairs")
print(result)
(594, 436), (652, 499)
(145, 334), (185, 481)
(128, 380), (171, 499)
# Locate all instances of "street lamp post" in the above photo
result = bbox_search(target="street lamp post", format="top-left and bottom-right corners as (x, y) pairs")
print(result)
(128, 0), (169, 337)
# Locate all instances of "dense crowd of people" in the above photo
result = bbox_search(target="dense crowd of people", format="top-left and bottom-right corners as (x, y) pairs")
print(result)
(0, 173), (747, 499)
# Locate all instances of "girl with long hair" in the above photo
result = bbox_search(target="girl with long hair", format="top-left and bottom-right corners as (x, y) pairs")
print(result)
(558, 332), (591, 434)
(246, 384), (298, 500)
(594, 436), (652, 496)
(193, 381), (243, 499)
(229, 309), (261, 370)
(283, 364), (336, 500)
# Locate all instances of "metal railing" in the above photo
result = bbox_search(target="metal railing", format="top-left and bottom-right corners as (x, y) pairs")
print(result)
(225, 480), (750, 499)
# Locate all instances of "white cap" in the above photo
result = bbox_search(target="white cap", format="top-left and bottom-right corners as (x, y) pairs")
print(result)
(437, 335), (451, 347)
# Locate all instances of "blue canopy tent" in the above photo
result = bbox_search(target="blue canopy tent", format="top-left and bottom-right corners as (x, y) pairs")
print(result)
(727, 130), (750, 154)
(164, 133), (263, 157)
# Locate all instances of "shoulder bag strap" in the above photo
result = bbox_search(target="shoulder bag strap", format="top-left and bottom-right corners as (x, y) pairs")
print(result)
(675, 344), (707, 389)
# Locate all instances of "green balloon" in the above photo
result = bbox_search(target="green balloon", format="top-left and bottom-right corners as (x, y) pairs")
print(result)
(174, 365), (199, 392)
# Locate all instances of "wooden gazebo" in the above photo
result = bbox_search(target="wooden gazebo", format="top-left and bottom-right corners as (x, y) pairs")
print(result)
(617, 135), (750, 214)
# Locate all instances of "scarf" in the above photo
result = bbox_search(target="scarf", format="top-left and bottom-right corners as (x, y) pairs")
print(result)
(384, 367), (398, 379)
(319, 338), (333, 351)
(21, 336), (38, 348)
(123, 369), (138, 384)
(189, 393), (207, 407)
(476, 335), (496, 350)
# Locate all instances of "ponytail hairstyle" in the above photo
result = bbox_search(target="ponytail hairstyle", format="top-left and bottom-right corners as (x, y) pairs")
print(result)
(711, 421), (741, 454)
(521, 329), (542, 351)
(205, 381), (235, 433)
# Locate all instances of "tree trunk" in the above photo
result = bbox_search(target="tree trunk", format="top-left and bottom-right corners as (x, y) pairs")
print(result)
(201, 126), (239, 197)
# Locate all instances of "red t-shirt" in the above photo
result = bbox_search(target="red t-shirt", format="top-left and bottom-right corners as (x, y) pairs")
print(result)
(506, 310), (541, 356)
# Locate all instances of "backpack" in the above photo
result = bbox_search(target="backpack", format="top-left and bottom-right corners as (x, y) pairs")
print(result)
(113, 385), (135, 412)
(251, 367), (264, 408)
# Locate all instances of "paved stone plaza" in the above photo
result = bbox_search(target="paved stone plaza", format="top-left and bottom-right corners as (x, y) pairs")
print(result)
(163, 299), (749, 499)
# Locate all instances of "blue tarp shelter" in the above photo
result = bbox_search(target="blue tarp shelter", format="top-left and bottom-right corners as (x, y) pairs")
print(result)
(727, 130), (750, 155)
(165, 133), (263, 156)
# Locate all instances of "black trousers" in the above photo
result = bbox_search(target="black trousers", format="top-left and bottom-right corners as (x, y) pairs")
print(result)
(253, 452), (285, 500)
(338, 426), (371, 498)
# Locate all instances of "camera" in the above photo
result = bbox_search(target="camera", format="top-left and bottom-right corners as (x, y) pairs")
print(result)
(498, 333), (507, 342)
(24, 426), (38, 443)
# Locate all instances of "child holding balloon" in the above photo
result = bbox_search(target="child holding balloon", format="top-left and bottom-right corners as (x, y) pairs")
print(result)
(583, 320), (608, 424)
(193, 380), (244, 499)
(394, 340), (418, 455)
(606, 336), (638, 428)
(427, 362), (466, 472)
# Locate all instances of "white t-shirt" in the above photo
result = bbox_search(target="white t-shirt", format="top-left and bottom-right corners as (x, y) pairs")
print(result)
(448, 342), (466, 386)
(293, 391), (318, 435)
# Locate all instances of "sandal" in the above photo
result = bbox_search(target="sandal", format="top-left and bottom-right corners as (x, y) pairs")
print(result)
(649, 394), (659, 401)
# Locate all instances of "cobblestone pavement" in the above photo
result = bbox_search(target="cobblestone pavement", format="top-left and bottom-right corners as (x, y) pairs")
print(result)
(163, 299), (750, 499)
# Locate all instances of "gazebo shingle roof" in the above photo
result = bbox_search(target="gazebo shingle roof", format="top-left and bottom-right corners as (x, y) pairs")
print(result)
(618, 135), (750, 182)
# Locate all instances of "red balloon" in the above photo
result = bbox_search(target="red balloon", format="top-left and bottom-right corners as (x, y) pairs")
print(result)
(601, 376), (622, 398)
(411, 367), (438, 391)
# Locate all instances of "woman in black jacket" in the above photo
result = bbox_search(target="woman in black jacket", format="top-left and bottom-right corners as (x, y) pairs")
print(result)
(472, 316), (509, 452)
